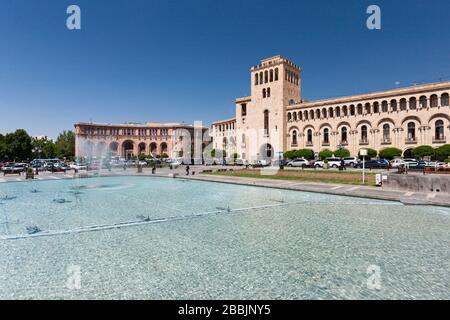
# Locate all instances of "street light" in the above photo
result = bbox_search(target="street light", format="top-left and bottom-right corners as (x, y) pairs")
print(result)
(360, 148), (368, 184)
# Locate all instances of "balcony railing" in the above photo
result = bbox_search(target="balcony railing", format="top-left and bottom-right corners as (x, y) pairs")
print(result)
(433, 136), (446, 143)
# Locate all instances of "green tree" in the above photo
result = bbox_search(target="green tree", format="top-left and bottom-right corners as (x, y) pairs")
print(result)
(284, 150), (297, 160)
(294, 149), (314, 159)
(55, 130), (75, 160)
(32, 136), (57, 159)
(334, 148), (350, 158)
(161, 153), (169, 159)
(319, 149), (333, 160)
(412, 145), (434, 159)
(359, 148), (377, 159)
(0, 134), (7, 161)
(379, 147), (402, 160)
(435, 144), (450, 161)
(5, 129), (33, 161)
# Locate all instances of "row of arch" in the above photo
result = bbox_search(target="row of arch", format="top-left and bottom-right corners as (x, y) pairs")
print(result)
(289, 115), (450, 146)
(287, 93), (450, 122)
(255, 68), (279, 85)
(82, 141), (169, 158)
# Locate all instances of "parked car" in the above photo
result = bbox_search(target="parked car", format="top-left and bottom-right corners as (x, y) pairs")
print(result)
(251, 159), (270, 168)
(390, 159), (405, 168)
(402, 158), (418, 167)
(355, 159), (389, 169)
(405, 160), (427, 170)
(1, 163), (26, 175)
(69, 163), (88, 170)
(314, 157), (342, 168)
(287, 158), (310, 168)
(343, 157), (360, 167)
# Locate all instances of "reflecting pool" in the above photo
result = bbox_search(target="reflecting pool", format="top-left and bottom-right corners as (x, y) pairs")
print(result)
(0, 176), (449, 299)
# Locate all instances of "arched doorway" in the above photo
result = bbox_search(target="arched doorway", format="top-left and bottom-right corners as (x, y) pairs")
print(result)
(260, 143), (273, 161)
(404, 148), (413, 159)
(160, 142), (168, 155)
(96, 142), (107, 158)
(138, 143), (146, 155)
(122, 141), (134, 160)
(150, 142), (158, 155)
(109, 142), (119, 157)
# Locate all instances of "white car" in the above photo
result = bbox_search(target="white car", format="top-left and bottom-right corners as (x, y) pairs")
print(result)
(168, 159), (182, 168)
(390, 159), (405, 168)
(69, 163), (87, 170)
(314, 157), (342, 168)
(287, 159), (309, 168)
(343, 157), (360, 167)
(403, 158), (418, 167)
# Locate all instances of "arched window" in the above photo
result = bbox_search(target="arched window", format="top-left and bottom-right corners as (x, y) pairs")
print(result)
(255, 73), (259, 85)
(322, 108), (327, 118)
(292, 112), (297, 121)
(275, 68), (279, 81)
(341, 127), (348, 143)
(298, 111), (303, 121)
(259, 72), (263, 84)
(435, 120), (444, 140)
(304, 111), (308, 120)
(365, 103), (371, 114)
(262, 88), (266, 98)
(310, 110), (314, 120)
(307, 129), (313, 144)
(409, 97), (417, 110)
(383, 124), (390, 142)
(292, 130), (298, 146)
(316, 109), (320, 119)
(441, 93), (449, 106)
(390, 99), (397, 112)
(430, 95), (439, 108)
(350, 105), (355, 116)
(400, 98), (407, 111)
(328, 107), (334, 118)
(267, 88), (271, 97)
(323, 128), (329, 144)
(357, 104), (363, 115)
(382, 101), (388, 112)
(269, 69), (274, 82)
(419, 96), (427, 108)
(264, 71), (268, 83)
(407, 122), (416, 141)
(287, 113), (292, 122)
(335, 107), (341, 117)
(343, 106), (348, 116)
(361, 125), (368, 142)
(373, 102), (379, 113)
(263, 110), (269, 135)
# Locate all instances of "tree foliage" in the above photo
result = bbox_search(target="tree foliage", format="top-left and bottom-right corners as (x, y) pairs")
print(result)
(319, 149), (333, 160)
(333, 148), (350, 158)
(379, 147), (402, 160)
(55, 130), (75, 160)
(412, 145), (434, 159)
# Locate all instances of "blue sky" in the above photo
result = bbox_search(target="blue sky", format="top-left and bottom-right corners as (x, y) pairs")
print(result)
(1, 0), (450, 138)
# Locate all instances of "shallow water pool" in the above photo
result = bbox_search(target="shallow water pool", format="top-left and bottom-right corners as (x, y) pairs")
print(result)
(0, 176), (449, 299)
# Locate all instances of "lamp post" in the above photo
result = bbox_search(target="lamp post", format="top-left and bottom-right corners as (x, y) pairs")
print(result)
(360, 148), (368, 185)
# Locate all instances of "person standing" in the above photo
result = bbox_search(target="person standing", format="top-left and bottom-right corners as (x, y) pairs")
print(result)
(186, 165), (190, 176)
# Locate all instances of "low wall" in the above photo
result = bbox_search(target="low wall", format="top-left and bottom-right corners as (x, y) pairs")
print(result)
(382, 173), (450, 194)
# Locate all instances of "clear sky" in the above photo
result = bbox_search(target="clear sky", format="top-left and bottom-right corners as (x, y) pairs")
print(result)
(1, 0), (450, 138)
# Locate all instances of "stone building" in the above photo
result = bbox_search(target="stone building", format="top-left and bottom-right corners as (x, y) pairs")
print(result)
(212, 55), (450, 160)
(74, 122), (209, 160)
